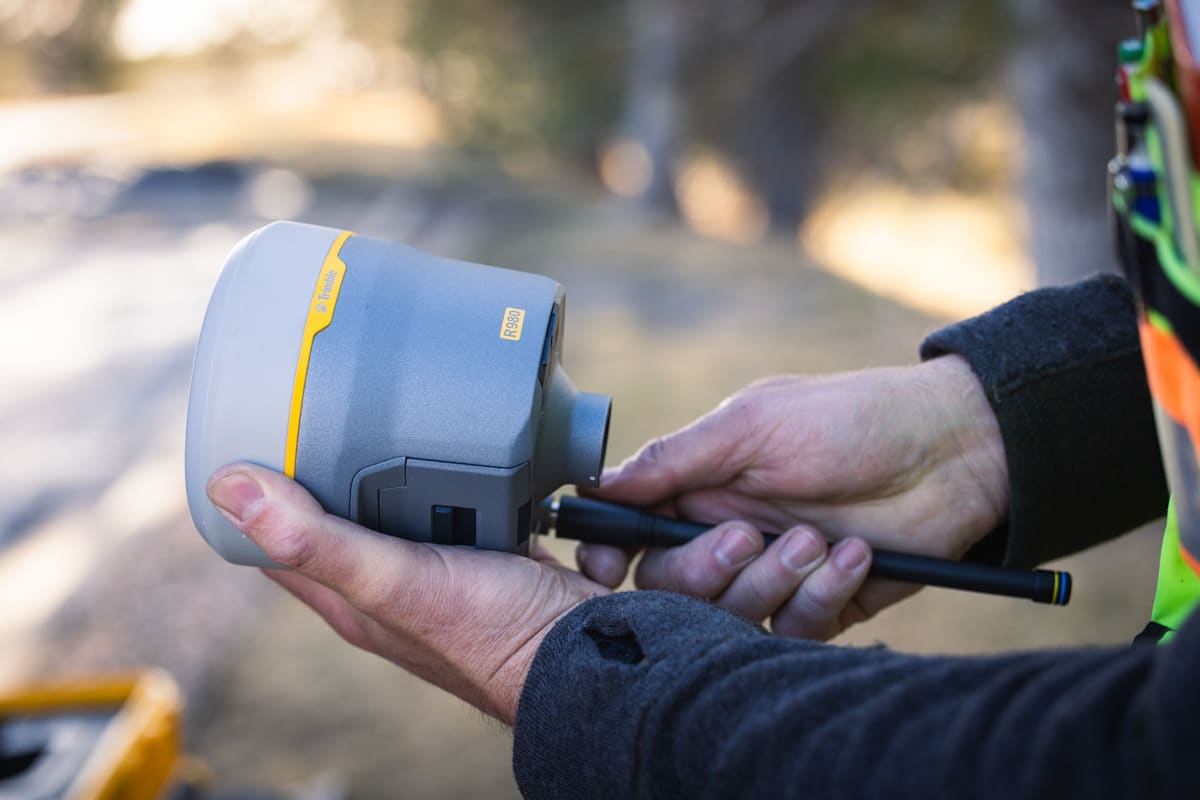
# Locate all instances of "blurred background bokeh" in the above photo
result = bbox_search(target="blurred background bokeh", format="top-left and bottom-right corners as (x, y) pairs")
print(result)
(1, 0), (1158, 797)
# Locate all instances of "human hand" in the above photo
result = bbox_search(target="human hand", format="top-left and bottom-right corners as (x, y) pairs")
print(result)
(207, 463), (609, 725)
(577, 355), (1007, 640)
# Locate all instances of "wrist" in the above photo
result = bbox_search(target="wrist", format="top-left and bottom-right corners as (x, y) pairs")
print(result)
(916, 355), (1010, 550)
(482, 594), (598, 725)
(484, 627), (551, 726)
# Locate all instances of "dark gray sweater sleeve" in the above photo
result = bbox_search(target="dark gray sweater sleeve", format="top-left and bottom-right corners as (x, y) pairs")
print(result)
(514, 591), (1200, 799)
(920, 273), (1167, 567)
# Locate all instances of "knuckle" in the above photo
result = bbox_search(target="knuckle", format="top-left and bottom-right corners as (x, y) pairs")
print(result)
(638, 436), (672, 468)
(251, 506), (318, 570)
(786, 584), (837, 627)
(705, 403), (749, 443)
(678, 554), (721, 598)
(268, 529), (318, 571)
(672, 551), (724, 599)
(722, 585), (769, 622)
(802, 575), (845, 610)
(740, 578), (777, 614)
(720, 393), (755, 422)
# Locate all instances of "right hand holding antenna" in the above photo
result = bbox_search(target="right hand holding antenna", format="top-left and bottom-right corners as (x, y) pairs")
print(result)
(578, 355), (1009, 640)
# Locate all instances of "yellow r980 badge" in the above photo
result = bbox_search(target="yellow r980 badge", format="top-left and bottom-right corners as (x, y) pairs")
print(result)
(500, 307), (525, 341)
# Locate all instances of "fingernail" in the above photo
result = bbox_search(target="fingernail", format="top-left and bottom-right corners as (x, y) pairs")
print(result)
(715, 526), (759, 568)
(780, 528), (824, 572)
(833, 539), (869, 571)
(207, 472), (264, 525)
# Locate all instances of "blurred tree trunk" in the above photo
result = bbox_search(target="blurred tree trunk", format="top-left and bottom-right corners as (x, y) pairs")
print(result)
(1011, 0), (1129, 286)
(736, 70), (818, 234)
(730, 1), (858, 233)
(621, 0), (685, 216)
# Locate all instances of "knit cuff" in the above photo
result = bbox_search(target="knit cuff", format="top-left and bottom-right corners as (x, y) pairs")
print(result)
(919, 274), (1165, 566)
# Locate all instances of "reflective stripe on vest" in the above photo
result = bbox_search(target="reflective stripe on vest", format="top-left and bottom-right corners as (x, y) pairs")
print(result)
(1150, 499), (1200, 643)
(1138, 313), (1200, 642)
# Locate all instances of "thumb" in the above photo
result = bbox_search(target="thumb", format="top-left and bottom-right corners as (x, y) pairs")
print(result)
(206, 462), (437, 613)
(591, 404), (751, 506)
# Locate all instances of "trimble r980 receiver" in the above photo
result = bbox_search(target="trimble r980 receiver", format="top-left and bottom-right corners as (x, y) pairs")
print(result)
(185, 221), (611, 567)
(184, 221), (1069, 606)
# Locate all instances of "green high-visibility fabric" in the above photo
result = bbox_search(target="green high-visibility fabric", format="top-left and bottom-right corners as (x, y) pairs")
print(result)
(1151, 499), (1200, 644)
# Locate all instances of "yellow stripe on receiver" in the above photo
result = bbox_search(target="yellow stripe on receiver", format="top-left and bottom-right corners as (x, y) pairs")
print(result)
(285, 230), (353, 477)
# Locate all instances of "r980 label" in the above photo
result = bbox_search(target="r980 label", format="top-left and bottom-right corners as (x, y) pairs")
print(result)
(500, 307), (525, 341)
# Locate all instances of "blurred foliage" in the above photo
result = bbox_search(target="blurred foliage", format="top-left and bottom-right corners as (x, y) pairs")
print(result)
(822, 0), (1013, 121)
(1, 0), (1017, 220)
(0, 0), (124, 92)
(339, 0), (627, 161)
(814, 0), (1015, 172)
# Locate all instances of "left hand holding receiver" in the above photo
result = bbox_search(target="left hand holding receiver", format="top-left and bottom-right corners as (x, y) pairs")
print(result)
(206, 463), (610, 725)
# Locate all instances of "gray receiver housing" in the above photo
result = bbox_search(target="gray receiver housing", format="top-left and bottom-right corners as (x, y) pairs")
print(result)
(185, 221), (611, 566)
